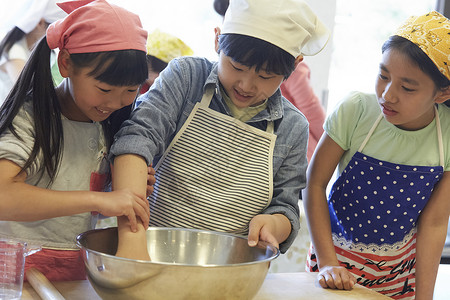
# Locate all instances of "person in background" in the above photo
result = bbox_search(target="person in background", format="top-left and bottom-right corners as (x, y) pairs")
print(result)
(0, 0), (151, 281)
(280, 64), (326, 162)
(213, 0), (326, 162)
(303, 11), (450, 300)
(213, 0), (229, 17)
(0, 0), (66, 105)
(140, 29), (193, 94)
(110, 0), (329, 260)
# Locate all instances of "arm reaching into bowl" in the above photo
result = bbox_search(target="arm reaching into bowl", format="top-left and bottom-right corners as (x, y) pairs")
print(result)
(113, 154), (151, 261)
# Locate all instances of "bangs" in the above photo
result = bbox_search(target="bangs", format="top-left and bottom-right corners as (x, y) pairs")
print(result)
(382, 36), (449, 89)
(218, 34), (295, 78)
(71, 50), (148, 86)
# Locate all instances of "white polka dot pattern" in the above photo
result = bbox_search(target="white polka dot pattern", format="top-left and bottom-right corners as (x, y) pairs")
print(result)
(328, 152), (443, 247)
(307, 151), (444, 299)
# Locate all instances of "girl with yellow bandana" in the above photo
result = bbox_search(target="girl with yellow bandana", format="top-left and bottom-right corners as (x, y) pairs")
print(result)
(304, 11), (450, 300)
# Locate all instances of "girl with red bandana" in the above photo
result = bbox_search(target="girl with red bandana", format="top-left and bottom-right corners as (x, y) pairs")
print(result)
(0, 0), (151, 281)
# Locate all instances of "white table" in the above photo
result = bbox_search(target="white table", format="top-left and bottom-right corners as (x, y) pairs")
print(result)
(22, 271), (389, 300)
(21, 265), (450, 299)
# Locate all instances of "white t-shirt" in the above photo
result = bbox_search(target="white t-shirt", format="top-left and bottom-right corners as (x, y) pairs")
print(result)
(0, 100), (106, 249)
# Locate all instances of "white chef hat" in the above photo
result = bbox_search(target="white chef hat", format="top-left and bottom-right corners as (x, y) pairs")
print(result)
(221, 0), (330, 57)
(13, 0), (66, 34)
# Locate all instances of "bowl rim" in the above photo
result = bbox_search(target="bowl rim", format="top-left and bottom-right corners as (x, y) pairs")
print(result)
(76, 226), (280, 267)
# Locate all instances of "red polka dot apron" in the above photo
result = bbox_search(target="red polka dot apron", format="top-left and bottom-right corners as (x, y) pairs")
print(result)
(307, 107), (444, 299)
(148, 86), (276, 235)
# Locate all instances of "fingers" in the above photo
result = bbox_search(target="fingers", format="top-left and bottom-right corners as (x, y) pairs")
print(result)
(146, 185), (154, 197)
(127, 210), (138, 233)
(349, 276), (357, 288)
(134, 196), (150, 226)
(147, 166), (156, 184)
(318, 274), (328, 289)
(119, 191), (149, 232)
(318, 267), (355, 290)
(247, 215), (281, 249)
(269, 239), (279, 249)
(320, 272), (338, 289)
(135, 200), (150, 228)
(148, 166), (156, 176)
(257, 231), (279, 249)
(136, 193), (150, 211)
(247, 218), (261, 247)
(341, 273), (356, 290)
(146, 166), (156, 197)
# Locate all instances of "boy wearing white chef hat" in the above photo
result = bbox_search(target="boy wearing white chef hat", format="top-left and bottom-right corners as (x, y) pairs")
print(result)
(220, 0), (329, 57)
(111, 0), (330, 260)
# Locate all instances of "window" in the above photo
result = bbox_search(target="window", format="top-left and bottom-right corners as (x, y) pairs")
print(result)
(109, 0), (222, 60)
(327, 0), (437, 112)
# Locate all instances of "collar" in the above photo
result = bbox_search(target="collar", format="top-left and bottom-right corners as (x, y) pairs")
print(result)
(204, 62), (284, 122)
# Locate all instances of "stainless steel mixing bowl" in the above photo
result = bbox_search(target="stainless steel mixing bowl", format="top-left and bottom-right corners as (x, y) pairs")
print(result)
(76, 227), (279, 300)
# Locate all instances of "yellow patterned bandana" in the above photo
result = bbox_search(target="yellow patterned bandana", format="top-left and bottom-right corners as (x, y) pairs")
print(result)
(146, 29), (194, 63)
(394, 11), (450, 80)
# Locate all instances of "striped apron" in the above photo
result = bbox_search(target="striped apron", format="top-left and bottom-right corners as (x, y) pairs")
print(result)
(148, 86), (276, 235)
(307, 107), (444, 299)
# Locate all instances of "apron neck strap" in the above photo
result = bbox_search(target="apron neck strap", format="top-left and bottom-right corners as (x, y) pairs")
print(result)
(435, 106), (445, 167)
(200, 85), (216, 107)
(200, 85), (275, 134)
(359, 106), (444, 167)
(266, 121), (274, 134)
(358, 113), (383, 152)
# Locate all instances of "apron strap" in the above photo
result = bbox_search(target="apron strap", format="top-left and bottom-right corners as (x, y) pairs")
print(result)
(359, 106), (444, 168)
(435, 106), (445, 168)
(266, 121), (274, 134)
(358, 113), (383, 152)
(199, 85), (216, 107)
(200, 84), (275, 134)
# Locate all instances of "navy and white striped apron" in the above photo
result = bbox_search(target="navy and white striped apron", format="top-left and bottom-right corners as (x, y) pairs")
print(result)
(307, 107), (444, 299)
(149, 86), (276, 235)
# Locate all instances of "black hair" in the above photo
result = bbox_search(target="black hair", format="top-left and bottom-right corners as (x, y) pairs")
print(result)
(213, 0), (229, 17)
(0, 27), (26, 59)
(382, 35), (450, 91)
(0, 36), (148, 185)
(146, 55), (168, 74)
(218, 34), (295, 79)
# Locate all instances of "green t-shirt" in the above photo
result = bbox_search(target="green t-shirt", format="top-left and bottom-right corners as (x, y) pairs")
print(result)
(325, 91), (450, 174)
(221, 86), (268, 123)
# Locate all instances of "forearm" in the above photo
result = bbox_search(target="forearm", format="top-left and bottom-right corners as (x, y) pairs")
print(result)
(0, 181), (99, 221)
(303, 134), (345, 269)
(414, 171), (450, 299)
(116, 216), (149, 260)
(303, 185), (340, 268)
(0, 159), (102, 221)
(0, 158), (150, 225)
(113, 154), (149, 259)
(415, 213), (448, 299)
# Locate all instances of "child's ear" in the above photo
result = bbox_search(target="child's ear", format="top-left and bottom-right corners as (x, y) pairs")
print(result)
(57, 49), (72, 78)
(435, 86), (450, 104)
(294, 55), (304, 67)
